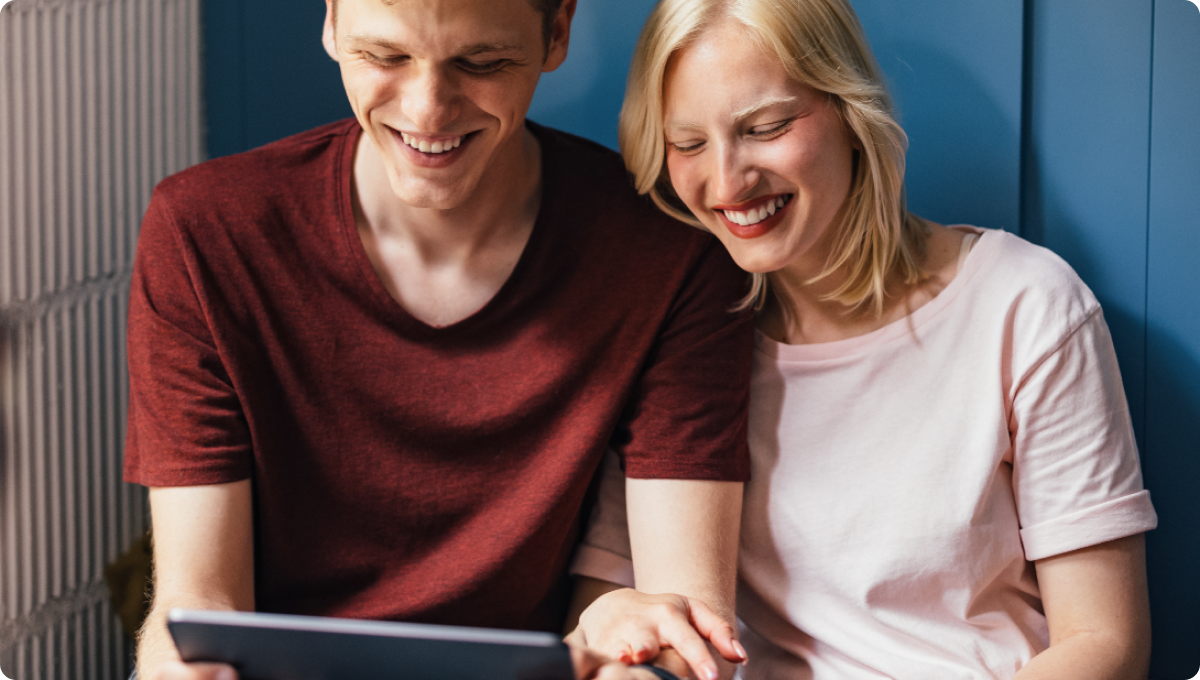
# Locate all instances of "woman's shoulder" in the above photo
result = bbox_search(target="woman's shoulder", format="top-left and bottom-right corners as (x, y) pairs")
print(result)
(954, 226), (1103, 342)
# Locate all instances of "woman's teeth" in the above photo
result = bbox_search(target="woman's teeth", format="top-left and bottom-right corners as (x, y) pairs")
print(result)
(722, 195), (790, 226)
(400, 132), (463, 154)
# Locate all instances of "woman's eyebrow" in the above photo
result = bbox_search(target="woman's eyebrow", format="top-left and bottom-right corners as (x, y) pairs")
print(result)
(664, 96), (801, 133)
(730, 96), (799, 122)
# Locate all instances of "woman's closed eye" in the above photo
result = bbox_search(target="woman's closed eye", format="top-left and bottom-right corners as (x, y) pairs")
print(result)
(748, 118), (794, 140)
(667, 138), (706, 155)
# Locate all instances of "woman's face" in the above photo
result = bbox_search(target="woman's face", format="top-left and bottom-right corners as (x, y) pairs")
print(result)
(662, 19), (857, 275)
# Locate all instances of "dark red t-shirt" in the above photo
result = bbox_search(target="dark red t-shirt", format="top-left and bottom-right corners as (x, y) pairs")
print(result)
(124, 119), (752, 631)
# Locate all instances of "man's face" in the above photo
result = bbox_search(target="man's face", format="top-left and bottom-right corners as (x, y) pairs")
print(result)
(323, 0), (571, 210)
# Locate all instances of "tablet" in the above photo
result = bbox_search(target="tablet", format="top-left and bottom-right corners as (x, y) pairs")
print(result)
(167, 608), (576, 680)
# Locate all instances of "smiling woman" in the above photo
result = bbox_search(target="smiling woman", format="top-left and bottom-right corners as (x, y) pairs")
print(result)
(568, 0), (1159, 678)
(620, 0), (925, 315)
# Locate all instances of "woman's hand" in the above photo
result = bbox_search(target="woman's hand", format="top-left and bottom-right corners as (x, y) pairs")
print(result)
(570, 588), (747, 680)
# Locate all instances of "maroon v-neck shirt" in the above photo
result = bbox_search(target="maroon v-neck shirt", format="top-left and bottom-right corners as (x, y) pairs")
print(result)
(125, 119), (751, 631)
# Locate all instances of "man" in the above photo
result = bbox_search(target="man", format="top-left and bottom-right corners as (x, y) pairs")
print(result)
(124, 0), (751, 678)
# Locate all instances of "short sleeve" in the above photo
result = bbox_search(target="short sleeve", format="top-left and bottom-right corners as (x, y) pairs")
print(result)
(123, 189), (254, 487)
(1011, 309), (1157, 561)
(615, 239), (754, 482)
(569, 450), (636, 587)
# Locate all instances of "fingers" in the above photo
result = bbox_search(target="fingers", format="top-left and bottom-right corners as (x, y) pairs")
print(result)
(574, 588), (747, 679)
(618, 624), (662, 665)
(569, 639), (613, 680)
(147, 661), (237, 680)
(654, 612), (718, 680)
(652, 648), (693, 679)
(686, 598), (747, 664)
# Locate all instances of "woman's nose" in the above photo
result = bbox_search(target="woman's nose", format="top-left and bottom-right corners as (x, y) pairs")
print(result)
(711, 143), (759, 203)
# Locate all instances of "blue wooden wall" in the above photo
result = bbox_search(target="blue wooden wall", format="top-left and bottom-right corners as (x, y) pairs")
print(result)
(202, 0), (1199, 673)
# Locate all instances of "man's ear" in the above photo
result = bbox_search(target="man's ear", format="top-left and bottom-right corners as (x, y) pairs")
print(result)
(322, 0), (339, 62)
(542, 0), (577, 73)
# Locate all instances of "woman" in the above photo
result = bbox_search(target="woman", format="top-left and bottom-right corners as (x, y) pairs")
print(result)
(570, 0), (1157, 678)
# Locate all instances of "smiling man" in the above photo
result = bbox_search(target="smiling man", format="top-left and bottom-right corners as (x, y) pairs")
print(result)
(124, 0), (752, 678)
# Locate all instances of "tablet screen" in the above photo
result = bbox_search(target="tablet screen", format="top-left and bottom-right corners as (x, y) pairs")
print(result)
(168, 608), (575, 680)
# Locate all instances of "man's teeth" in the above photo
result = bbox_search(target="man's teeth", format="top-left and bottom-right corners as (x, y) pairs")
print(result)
(722, 195), (789, 226)
(400, 132), (464, 154)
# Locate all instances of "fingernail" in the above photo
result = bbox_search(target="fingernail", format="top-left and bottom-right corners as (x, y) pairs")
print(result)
(705, 664), (719, 680)
(216, 668), (236, 680)
(734, 640), (748, 661)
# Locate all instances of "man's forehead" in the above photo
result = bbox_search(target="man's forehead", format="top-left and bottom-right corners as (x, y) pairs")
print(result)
(334, 0), (543, 26)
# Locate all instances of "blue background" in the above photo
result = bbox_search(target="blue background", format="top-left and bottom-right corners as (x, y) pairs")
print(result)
(202, 0), (1200, 674)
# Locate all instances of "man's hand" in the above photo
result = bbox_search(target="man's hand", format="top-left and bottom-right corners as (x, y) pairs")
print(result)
(570, 589), (745, 680)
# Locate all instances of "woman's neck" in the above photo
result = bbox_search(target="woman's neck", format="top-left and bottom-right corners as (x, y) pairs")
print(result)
(758, 221), (966, 345)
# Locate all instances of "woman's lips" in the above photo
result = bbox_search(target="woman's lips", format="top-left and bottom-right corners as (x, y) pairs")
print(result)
(714, 194), (792, 239)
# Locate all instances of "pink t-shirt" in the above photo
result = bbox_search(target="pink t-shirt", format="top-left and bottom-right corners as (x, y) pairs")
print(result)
(571, 227), (1157, 678)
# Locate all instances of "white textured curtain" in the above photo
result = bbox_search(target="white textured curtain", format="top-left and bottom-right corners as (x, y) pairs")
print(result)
(0, 0), (202, 677)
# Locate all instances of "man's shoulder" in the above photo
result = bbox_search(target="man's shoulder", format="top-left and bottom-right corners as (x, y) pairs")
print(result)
(152, 118), (357, 211)
(530, 122), (708, 244)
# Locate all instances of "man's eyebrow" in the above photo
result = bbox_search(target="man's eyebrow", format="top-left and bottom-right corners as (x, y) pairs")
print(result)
(342, 34), (523, 56)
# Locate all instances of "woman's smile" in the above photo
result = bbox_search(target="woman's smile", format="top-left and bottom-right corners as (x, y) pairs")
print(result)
(713, 194), (793, 238)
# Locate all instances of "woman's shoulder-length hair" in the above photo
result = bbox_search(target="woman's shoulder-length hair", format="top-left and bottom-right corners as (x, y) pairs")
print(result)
(619, 0), (929, 314)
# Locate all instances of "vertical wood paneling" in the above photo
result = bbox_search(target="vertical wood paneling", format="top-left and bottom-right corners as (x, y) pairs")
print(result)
(0, 0), (203, 677)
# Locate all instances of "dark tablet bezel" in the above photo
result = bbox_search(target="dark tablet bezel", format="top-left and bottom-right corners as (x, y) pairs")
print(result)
(167, 608), (575, 680)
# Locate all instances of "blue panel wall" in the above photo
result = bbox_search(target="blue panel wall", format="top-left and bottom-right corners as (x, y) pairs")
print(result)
(527, 0), (658, 149)
(1145, 1), (1200, 675)
(204, 0), (350, 158)
(201, 0), (1200, 671)
(854, 0), (1024, 233)
(1022, 0), (1153, 446)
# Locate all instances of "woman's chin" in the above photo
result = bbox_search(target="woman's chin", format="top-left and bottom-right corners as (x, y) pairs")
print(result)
(728, 250), (787, 276)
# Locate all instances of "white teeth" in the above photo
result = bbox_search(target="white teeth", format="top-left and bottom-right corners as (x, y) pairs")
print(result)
(722, 195), (789, 226)
(400, 132), (464, 154)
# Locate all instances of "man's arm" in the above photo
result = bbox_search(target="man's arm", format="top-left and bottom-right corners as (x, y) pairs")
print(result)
(1011, 534), (1151, 680)
(137, 481), (255, 680)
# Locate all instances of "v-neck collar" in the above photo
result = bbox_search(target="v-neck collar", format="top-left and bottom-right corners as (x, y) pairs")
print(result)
(336, 121), (557, 340)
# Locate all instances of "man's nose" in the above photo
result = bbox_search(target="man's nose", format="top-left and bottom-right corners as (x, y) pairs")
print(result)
(402, 67), (460, 132)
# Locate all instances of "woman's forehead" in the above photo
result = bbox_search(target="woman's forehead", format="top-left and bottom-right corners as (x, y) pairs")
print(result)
(664, 22), (806, 121)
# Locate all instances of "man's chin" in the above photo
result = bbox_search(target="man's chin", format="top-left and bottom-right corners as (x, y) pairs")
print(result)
(386, 180), (479, 212)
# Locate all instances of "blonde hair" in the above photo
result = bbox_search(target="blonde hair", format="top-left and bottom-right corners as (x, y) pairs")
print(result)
(619, 0), (928, 314)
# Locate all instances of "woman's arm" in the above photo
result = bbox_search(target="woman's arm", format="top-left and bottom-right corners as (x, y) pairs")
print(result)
(1013, 534), (1151, 680)
(572, 478), (745, 680)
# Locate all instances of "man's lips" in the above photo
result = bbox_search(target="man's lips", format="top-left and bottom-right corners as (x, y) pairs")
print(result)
(388, 127), (476, 166)
(399, 131), (465, 155)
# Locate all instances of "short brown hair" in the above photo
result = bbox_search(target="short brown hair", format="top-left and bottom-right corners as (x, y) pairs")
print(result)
(332, 0), (566, 49)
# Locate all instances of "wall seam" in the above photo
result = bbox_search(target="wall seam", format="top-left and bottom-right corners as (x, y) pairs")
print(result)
(1141, 0), (1156, 471)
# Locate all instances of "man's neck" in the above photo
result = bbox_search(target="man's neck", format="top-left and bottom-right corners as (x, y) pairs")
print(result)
(349, 125), (543, 327)
(353, 125), (542, 257)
